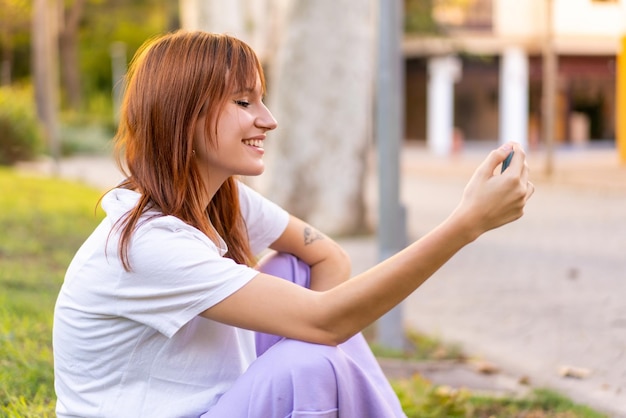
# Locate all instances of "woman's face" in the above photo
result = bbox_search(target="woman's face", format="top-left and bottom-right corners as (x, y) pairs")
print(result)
(193, 74), (277, 190)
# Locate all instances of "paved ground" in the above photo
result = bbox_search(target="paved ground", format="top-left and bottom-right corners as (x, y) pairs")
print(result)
(19, 141), (626, 416)
(346, 142), (626, 417)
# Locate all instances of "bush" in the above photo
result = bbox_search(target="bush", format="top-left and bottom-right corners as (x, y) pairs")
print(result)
(0, 86), (45, 165)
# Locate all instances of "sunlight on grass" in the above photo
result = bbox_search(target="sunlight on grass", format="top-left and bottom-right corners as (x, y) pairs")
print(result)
(0, 167), (608, 417)
(392, 374), (608, 418)
(0, 168), (103, 416)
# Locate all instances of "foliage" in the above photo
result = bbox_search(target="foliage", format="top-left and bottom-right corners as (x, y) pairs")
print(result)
(393, 374), (471, 417)
(405, 0), (484, 35)
(0, 86), (45, 165)
(373, 330), (606, 417)
(78, 0), (177, 107)
(406, 330), (465, 361)
(0, 168), (103, 415)
(405, 0), (441, 34)
(60, 121), (113, 156)
(468, 388), (609, 418)
(0, 0), (32, 83)
(369, 329), (465, 361)
(392, 374), (608, 418)
(2, 0), (175, 123)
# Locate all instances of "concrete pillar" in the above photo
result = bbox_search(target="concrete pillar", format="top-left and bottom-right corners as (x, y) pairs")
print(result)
(616, 36), (626, 164)
(499, 47), (529, 148)
(427, 56), (461, 156)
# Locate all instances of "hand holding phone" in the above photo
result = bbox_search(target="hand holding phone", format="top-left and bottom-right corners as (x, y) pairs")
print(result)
(501, 150), (514, 173)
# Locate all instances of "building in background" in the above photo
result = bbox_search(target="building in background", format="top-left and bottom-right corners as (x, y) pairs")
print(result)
(404, 0), (624, 151)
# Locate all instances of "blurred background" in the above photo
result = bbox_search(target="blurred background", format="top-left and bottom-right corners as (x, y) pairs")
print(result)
(3, 0), (626, 234)
(2, 1), (626, 417)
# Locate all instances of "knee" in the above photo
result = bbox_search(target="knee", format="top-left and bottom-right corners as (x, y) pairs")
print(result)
(257, 252), (311, 288)
(260, 339), (343, 382)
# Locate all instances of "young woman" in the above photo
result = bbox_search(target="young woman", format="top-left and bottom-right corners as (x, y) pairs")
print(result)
(53, 30), (534, 418)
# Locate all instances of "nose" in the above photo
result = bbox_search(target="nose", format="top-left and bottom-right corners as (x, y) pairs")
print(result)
(256, 103), (278, 131)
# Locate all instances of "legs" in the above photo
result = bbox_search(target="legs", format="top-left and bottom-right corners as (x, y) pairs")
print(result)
(203, 253), (406, 418)
(204, 337), (405, 417)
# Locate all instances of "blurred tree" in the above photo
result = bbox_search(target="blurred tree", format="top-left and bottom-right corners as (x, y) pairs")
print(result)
(179, 0), (277, 62)
(4, 0), (175, 113)
(405, 0), (440, 34)
(405, 0), (473, 35)
(78, 0), (177, 115)
(180, 0), (245, 37)
(32, 0), (60, 162)
(0, 0), (31, 85)
(59, 0), (86, 110)
(181, 0), (372, 235)
(259, 0), (374, 235)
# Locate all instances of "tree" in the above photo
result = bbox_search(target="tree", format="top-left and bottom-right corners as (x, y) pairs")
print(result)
(259, 0), (374, 235)
(179, 0), (373, 235)
(32, 0), (60, 162)
(59, 0), (86, 110)
(179, 0), (274, 58)
(78, 0), (177, 98)
(0, 0), (31, 85)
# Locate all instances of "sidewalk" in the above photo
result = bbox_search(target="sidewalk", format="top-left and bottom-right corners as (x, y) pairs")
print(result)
(19, 143), (626, 416)
(350, 142), (626, 417)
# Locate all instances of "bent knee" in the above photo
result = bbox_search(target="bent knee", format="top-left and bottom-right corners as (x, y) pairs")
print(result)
(259, 339), (344, 381)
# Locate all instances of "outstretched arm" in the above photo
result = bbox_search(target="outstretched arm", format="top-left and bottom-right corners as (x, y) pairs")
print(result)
(203, 143), (534, 345)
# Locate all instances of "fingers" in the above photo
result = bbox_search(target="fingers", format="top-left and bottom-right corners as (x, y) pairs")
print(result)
(474, 142), (515, 180)
(459, 141), (535, 235)
(525, 180), (535, 202)
(504, 143), (534, 202)
(506, 142), (527, 176)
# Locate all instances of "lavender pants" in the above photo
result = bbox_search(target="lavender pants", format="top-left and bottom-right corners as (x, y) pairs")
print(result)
(202, 253), (406, 418)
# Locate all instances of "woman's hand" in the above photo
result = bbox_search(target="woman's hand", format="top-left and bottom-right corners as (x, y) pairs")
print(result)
(451, 142), (534, 241)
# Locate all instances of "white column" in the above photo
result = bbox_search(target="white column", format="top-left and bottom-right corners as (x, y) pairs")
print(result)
(427, 56), (461, 156)
(499, 47), (529, 148)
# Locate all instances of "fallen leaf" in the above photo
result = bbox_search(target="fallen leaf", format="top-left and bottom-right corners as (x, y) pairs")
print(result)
(558, 366), (591, 379)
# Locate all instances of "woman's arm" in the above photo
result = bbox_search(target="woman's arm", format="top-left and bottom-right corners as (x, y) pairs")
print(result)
(202, 143), (534, 346)
(262, 215), (351, 291)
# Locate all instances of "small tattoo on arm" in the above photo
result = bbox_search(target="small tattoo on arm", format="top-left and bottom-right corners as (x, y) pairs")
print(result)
(304, 227), (324, 245)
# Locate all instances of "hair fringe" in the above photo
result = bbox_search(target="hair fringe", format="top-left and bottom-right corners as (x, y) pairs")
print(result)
(109, 30), (262, 271)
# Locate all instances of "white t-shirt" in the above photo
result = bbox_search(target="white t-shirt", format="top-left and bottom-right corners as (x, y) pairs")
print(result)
(53, 182), (289, 418)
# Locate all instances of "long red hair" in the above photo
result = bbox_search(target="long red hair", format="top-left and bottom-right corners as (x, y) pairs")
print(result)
(113, 30), (264, 270)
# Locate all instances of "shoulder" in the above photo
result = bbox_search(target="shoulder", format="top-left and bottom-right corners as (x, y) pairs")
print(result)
(235, 181), (290, 253)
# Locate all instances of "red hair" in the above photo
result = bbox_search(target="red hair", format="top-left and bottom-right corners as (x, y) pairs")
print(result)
(113, 30), (264, 270)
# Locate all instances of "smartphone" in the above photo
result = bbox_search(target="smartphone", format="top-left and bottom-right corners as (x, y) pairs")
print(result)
(501, 150), (514, 173)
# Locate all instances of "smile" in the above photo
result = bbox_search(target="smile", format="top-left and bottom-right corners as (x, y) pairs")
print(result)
(243, 139), (264, 149)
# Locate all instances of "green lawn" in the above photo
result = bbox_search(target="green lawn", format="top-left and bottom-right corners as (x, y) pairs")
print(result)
(0, 168), (103, 417)
(0, 168), (608, 417)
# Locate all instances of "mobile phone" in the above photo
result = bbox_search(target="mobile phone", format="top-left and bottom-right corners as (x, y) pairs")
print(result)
(501, 150), (514, 173)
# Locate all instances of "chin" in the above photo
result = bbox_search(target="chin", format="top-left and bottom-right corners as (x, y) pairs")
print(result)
(242, 166), (265, 177)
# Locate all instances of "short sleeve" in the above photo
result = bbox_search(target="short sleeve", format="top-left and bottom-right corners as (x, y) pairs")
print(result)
(238, 182), (289, 255)
(114, 219), (260, 338)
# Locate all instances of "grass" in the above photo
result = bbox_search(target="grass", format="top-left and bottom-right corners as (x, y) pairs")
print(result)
(0, 168), (103, 417)
(0, 168), (609, 417)
(369, 329), (466, 361)
(392, 374), (607, 418)
(370, 331), (607, 417)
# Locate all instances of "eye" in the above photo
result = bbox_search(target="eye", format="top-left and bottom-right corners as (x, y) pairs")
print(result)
(234, 100), (250, 108)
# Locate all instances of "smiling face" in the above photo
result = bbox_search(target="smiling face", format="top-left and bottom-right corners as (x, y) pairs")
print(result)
(193, 74), (277, 194)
